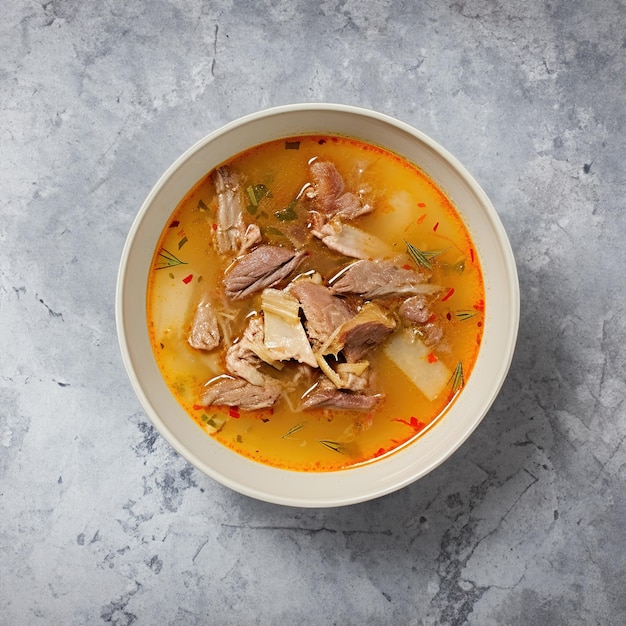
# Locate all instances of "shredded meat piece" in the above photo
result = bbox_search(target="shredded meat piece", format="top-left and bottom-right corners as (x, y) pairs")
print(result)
(323, 302), (396, 362)
(225, 315), (283, 386)
(289, 281), (354, 348)
(300, 380), (381, 411)
(213, 167), (247, 256)
(202, 376), (281, 410)
(399, 294), (433, 324)
(330, 258), (440, 299)
(308, 161), (372, 220)
(223, 245), (307, 300)
(422, 322), (444, 347)
(188, 299), (221, 351)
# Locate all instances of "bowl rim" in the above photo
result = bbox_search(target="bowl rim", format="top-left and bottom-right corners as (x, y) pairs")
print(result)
(116, 102), (520, 507)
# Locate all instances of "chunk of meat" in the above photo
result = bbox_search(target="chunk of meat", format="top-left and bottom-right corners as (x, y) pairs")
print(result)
(188, 299), (221, 351)
(213, 167), (246, 256)
(202, 376), (281, 411)
(223, 245), (307, 300)
(422, 322), (444, 347)
(300, 380), (381, 411)
(308, 161), (372, 220)
(330, 258), (441, 299)
(309, 213), (392, 260)
(399, 294), (433, 324)
(289, 281), (354, 348)
(324, 302), (396, 362)
(225, 315), (282, 386)
(238, 223), (262, 255)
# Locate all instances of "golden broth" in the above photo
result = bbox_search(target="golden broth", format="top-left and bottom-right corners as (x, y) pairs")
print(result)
(147, 135), (484, 471)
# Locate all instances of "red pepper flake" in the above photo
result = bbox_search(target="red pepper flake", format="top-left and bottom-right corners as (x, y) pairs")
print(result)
(402, 263), (412, 270)
(441, 287), (455, 302)
(168, 220), (180, 228)
(182, 274), (193, 284)
(473, 299), (485, 311)
(417, 202), (426, 208)
(374, 447), (386, 458)
(433, 222), (439, 232)
(211, 223), (217, 231)
(229, 407), (240, 419)
(192, 404), (203, 411)
(470, 248), (475, 263)
(393, 416), (425, 432)
(446, 312), (452, 321)
(416, 213), (427, 224)
(477, 321), (483, 327)
(427, 352), (438, 363)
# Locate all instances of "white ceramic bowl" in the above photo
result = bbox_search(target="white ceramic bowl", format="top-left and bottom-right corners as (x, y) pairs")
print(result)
(116, 103), (519, 507)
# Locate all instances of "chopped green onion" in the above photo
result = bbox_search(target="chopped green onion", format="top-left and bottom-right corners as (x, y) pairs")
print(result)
(264, 226), (285, 238)
(246, 183), (271, 209)
(275, 199), (298, 221)
(201, 413), (226, 433)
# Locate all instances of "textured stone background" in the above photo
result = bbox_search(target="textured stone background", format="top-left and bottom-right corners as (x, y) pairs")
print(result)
(1, 1), (625, 624)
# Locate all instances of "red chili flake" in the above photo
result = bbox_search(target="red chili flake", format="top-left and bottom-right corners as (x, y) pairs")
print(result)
(433, 222), (439, 232)
(192, 404), (203, 411)
(473, 299), (485, 311)
(427, 352), (438, 363)
(477, 321), (483, 327)
(476, 333), (482, 345)
(417, 202), (426, 208)
(416, 213), (427, 224)
(470, 248), (475, 263)
(182, 274), (193, 284)
(402, 263), (412, 270)
(229, 407), (240, 419)
(446, 312), (452, 321)
(427, 313), (438, 323)
(374, 447), (386, 458)
(393, 416), (425, 432)
(168, 220), (180, 228)
(441, 287), (455, 302)
(211, 223), (217, 231)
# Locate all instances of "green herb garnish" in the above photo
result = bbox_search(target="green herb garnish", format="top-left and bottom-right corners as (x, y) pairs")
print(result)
(455, 310), (477, 321)
(246, 183), (271, 207)
(281, 422), (306, 439)
(264, 226), (286, 238)
(450, 362), (464, 393)
(155, 248), (188, 270)
(318, 440), (343, 454)
(405, 241), (433, 270)
(275, 198), (298, 222)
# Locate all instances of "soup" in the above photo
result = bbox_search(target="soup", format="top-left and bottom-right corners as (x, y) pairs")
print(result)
(147, 135), (484, 471)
